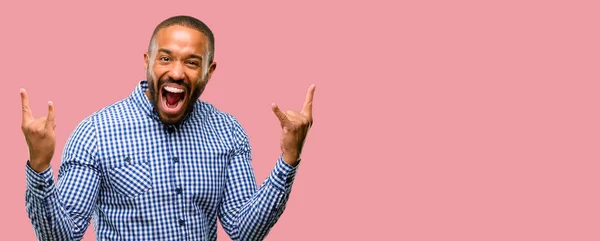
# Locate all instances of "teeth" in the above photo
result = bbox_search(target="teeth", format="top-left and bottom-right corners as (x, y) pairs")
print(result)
(164, 86), (184, 93)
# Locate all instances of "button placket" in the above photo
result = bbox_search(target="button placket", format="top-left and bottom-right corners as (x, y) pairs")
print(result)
(166, 125), (187, 235)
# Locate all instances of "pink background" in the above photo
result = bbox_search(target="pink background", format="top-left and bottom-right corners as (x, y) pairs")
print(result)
(2, 0), (599, 240)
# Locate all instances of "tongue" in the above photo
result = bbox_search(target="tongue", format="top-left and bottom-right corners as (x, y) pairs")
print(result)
(166, 92), (183, 105)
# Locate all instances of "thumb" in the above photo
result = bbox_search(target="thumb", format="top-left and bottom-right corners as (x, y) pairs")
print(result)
(271, 103), (289, 126)
(46, 101), (55, 130)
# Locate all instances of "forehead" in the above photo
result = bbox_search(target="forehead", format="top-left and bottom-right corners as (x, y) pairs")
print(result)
(155, 25), (208, 54)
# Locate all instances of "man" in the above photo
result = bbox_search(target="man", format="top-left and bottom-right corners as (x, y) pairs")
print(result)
(21, 15), (315, 241)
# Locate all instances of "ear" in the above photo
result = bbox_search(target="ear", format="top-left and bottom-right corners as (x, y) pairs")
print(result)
(205, 61), (218, 82)
(144, 52), (149, 70)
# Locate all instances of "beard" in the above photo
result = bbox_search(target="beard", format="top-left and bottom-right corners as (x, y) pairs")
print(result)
(146, 70), (207, 126)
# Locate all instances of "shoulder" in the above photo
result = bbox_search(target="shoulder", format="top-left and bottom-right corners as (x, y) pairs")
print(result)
(196, 100), (245, 130)
(195, 101), (250, 147)
(66, 98), (139, 143)
(67, 98), (129, 133)
(89, 98), (139, 123)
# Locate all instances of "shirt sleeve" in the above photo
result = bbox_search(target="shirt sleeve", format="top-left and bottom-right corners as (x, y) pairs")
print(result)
(218, 117), (300, 241)
(25, 118), (101, 241)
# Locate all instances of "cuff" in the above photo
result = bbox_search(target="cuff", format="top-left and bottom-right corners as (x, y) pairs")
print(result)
(268, 155), (300, 192)
(25, 161), (55, 198)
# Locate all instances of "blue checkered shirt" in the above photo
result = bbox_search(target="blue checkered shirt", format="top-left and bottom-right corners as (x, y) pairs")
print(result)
(25, 80), (299, 241)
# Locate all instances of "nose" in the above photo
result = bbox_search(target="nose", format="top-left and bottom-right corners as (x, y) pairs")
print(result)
(168, 61), (185, 81)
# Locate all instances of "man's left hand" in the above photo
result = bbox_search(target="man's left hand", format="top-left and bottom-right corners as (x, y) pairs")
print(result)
(271, 84), (316, 167)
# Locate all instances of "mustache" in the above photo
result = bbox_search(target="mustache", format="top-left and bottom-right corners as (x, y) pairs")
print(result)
(158, 77), (191, 92)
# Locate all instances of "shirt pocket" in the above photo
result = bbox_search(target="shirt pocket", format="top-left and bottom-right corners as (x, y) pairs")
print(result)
(106, 151), (153, 199)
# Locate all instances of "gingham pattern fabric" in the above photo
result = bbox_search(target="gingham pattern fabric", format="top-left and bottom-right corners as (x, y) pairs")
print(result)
(25, 80), (299, 241)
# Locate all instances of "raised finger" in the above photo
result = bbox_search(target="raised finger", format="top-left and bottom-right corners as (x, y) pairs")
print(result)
(46, 101), (55, 130)
(301, 84), (316, 117)
(20, 88), (33, 124)
(272, 103), (291, 126)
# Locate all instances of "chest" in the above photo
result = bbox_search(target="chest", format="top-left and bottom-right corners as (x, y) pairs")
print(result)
(97, 122), (233, 207)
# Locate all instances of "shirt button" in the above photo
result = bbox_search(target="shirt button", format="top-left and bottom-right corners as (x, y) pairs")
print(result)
(37, 184), (44, 191)
(173, 157), (179, 162)
(179, 219), (185, 226)
(167, 126), (176, 133)
(176, 188), (182, 194)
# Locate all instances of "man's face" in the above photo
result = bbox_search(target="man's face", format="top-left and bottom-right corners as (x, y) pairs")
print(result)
(144, 25), (216, 125)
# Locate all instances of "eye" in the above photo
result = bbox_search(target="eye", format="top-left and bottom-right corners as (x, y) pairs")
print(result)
(186, 61), (199, 66)
(159, 56), (171, 62)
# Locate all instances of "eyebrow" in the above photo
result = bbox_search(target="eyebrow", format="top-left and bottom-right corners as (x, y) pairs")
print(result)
(158, 48), (203, 61)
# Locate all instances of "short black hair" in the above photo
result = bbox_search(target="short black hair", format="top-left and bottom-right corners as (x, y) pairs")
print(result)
(148, 15), (215, 63)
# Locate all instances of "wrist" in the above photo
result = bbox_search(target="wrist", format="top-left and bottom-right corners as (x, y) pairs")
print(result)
(28, 160), (50, 174)
(282, 152), (300, 167)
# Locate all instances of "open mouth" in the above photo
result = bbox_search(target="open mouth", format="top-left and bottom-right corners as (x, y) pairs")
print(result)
(160, 84), (187, 115)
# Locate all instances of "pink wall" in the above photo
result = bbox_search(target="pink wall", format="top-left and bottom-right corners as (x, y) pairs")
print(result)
(2, 0), (599, 240)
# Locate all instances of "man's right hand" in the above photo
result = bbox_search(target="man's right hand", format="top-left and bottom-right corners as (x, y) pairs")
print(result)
(20, 89), (56, 173)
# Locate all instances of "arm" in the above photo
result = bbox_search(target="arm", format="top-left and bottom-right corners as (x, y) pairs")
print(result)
(219, 84), (315, 240)
(218, 120), (299, 241)
(21, 89), (100, 240)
